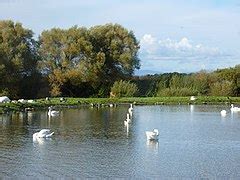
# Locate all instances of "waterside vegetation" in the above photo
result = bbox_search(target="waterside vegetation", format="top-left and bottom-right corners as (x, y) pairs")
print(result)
(0, 96), (240, 113)
(0, 20), (240, 114)
(0, 20), (240, 100)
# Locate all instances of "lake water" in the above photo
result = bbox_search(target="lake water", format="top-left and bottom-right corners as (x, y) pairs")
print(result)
(1, 104), (240, 179)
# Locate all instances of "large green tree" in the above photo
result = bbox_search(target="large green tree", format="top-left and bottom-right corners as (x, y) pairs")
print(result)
(89, 24), (140, 83)
(39, 27), (88, 96)
(0, 20), (40, 98)
(39, 23), (140, 97)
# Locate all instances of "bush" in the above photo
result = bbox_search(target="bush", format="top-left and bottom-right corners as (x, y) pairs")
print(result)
(156, 88), (197, 96)
(210, 81), (234, 96)
(110, 80), (139, 97)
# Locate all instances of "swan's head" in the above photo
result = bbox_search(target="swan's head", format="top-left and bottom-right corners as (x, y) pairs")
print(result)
(153, 129), (159, 135)
(231, 104), (234, 108)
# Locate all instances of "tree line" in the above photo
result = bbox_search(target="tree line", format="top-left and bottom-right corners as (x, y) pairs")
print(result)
(133, 66), (240, 97)
(0, 20), (140, 98)
(0, 20), (239, 99)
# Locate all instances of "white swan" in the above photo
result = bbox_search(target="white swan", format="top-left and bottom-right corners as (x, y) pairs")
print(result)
(129, 103), (133, 110)
(128, 108), (133, 117)
(48, 106), (60, 116)
(33, 129), (54, 139)
(231, 104), (240, 112)
(220, 110), (227, 116)
(146, 129), (159, 140)
(124, 113), (131, 126)
(190, 96), (196, 101)
(128, 104), (133, 116)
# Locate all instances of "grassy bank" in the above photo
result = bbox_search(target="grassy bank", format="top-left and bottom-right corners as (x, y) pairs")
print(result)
(39, 96), (240, 105)
(0, 96), (240, 113)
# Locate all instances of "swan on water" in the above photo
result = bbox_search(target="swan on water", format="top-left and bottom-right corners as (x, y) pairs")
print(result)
(124, 113), (131, 126)
(0, 96), (10, 103)
(128, 104), (133, 116)
(220, 110), (227, 116)
(33, 129), (54, 139)
(190, 96), (196, 101)
(128, 108), (133, 116)
(146, 129), (159, 140)
(231, 104), (240, 112)
(48, 106), (60, 116)
(129, 103), (133, 110)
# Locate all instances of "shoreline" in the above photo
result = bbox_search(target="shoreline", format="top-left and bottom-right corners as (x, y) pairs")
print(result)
(0, 96), (240, 113)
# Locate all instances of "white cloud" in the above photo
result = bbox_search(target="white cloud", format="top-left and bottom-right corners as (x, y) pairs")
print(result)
(140, 35), (221, 58)
(140, 34), (158, 54)
(159, 37), (192, 51)
(141, 34), (156, 45)
(138, 34), (237, 73)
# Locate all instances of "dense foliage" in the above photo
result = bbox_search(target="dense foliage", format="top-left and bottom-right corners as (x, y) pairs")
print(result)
(39, 24), (140, 97)
(110, 80), (139, 97)
(134, 67), (240, 97)
(0, 20), (40, 98)
(0, 20), (239, 99)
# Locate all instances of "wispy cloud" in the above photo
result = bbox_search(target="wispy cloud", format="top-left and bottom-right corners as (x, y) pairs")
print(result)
(138, 34), (237, 73)
(140, 34), (222, 59)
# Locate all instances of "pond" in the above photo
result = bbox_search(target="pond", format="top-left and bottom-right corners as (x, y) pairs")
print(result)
(1, 104), (240, 178)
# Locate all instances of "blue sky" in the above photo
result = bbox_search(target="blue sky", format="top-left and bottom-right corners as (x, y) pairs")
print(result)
(0, 0), (240, 75)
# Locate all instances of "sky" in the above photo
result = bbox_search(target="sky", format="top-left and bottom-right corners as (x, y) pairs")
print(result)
(0, 0), (240, 75)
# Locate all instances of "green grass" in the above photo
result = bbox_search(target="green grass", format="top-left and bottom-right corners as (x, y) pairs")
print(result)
(0, 96), (239, 113)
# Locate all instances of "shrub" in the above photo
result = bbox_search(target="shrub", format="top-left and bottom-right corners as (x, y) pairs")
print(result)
(210, 81), (234, 96)
(110, 80), (139, 97)
(156, 88), (197, 97)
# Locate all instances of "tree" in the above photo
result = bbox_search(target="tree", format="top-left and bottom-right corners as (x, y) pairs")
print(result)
(191, 71), (210, 95)
(88, 23), (140, 96)
(214, 65), (240, 96)
(89, 24), (140, 80)
(39, 26), (94, 96)
(39, 24), (140, 97)
(0, 20), (40, 98)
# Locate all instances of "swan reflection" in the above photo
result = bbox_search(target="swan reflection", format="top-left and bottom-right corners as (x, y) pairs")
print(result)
(146, 140), (159, 151)
(125, 123), (129, 137)
(190, 105), (194, 113)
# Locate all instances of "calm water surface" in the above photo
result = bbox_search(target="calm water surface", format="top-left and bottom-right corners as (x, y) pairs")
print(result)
(1, 105), (240, 179)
